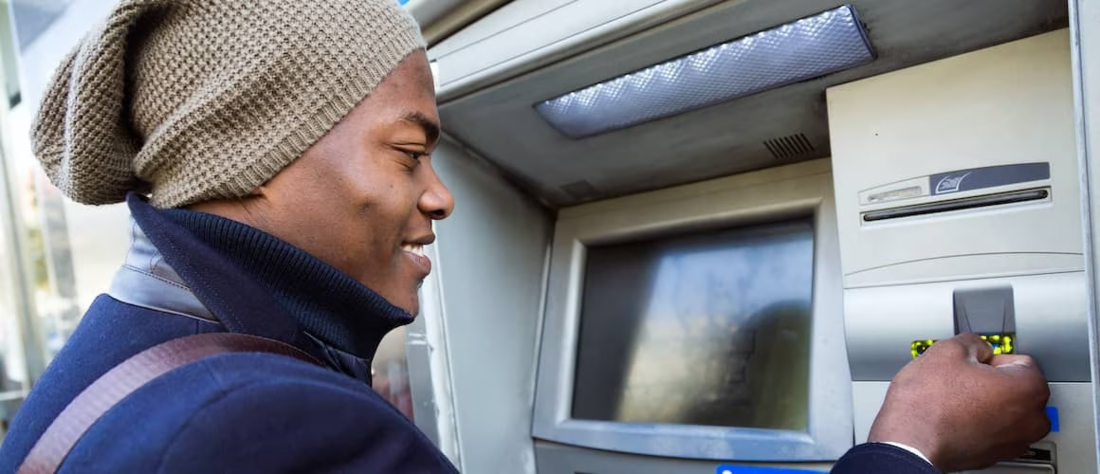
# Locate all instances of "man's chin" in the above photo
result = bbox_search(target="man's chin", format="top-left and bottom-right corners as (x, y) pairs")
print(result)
(372, 280), (423, 316)
(397, 294), (420, 318)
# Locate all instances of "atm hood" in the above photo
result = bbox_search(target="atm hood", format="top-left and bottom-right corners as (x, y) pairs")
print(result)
(432, 0), (1068, 208)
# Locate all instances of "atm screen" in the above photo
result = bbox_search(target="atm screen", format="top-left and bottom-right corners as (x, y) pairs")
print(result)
(571, 219), (815, 430)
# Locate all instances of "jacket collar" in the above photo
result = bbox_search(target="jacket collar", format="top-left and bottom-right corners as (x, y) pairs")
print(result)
(119, 193), (409, 385)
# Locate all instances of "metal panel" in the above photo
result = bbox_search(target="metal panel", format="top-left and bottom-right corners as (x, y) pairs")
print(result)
(534, 441), (832, 473)
(844, 272), (1092, 382)
(437, 0), (1068, 209)
(827, 30), (1081, 286)
(404, 0), (511, 46)
(428, 139), (554, 474)
(1067, 0), (1100, 467)
(430, 0), (720, 99)
(533, 159), (854, 461)
(407, 244), (461, 461)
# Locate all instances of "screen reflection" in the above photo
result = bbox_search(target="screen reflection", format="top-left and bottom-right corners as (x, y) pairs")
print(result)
(572, 219), (814, 431)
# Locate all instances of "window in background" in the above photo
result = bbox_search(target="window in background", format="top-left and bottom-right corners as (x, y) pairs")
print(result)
(373, 326), (415, 420)
(9, 0), (73, 51)
(0, 146), (27, 440)
(10, 0), (131, 368)
(6, 104), (68, 370)
(572, 219), (815, 430)
(0, 91), (35, 445)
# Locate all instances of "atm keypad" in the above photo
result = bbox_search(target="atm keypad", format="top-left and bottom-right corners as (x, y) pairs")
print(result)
(910, 334), (1015, 359)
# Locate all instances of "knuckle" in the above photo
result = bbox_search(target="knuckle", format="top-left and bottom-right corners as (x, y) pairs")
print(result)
(928, 338), (964, 357)
(957, 333), (987, 349)
(955, 332), (982, 342)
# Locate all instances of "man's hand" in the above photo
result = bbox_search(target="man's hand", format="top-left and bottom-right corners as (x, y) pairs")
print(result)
(867, 333), (1051, 472)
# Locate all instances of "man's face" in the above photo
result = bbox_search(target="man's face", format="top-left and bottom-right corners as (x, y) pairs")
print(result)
(214, 50), (453, 315)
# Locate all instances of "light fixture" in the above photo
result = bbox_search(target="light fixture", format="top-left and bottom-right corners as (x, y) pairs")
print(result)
(534, 5), (875, 139)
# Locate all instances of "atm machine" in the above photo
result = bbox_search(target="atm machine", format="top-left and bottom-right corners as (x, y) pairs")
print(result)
(828, 30), (1096, 473)
(413, 1), (1100, 472)
(405, 1), (1100, 474)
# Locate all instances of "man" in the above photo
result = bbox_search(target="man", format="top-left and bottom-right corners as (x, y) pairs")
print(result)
(0, 0), (1051, 472)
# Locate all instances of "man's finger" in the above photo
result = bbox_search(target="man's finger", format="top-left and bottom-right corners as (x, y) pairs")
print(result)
(990, 354), (1035, 369)
(952, 333), (994, 364)
(990, 355), (1048, 395)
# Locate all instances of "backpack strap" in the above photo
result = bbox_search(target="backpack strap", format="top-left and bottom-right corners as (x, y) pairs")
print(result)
(17, 333), (322, 474)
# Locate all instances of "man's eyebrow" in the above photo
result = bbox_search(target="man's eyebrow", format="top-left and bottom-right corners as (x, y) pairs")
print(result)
(401, 111), (441, 145)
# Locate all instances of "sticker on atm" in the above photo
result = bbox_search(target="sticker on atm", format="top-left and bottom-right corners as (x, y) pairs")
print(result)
(911, 334), (1015, 359)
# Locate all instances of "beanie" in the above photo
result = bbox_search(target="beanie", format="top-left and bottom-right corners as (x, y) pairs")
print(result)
(30, 0), (426, 208)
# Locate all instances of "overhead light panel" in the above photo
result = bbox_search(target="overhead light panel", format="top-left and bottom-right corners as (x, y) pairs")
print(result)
(534, 5), (875, 139)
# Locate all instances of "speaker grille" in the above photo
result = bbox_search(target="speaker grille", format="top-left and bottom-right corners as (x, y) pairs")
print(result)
(764, 133), (815, 159)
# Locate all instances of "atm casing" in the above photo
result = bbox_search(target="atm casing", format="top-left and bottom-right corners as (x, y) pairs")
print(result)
(827, 29), (1095, 473)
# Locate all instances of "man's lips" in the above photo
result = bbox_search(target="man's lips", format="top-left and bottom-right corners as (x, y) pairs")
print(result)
(401, 243), (431, 275)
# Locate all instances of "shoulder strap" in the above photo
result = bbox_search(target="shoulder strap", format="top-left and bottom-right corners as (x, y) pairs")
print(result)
(17, 333), (322, 474)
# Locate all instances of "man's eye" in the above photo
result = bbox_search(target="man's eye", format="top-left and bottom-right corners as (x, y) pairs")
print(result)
(404, 150), (426, 160)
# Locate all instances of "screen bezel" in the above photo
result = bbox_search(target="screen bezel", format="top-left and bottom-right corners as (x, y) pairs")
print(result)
(531, 159), (853, 461)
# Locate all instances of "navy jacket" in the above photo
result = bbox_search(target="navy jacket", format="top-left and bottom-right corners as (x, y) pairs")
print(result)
(0, 195), (457, 473)
(832, 443), (937, 473)
(0, 194), (934, 473)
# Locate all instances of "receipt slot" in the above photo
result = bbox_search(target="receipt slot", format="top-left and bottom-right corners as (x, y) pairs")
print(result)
(826, 30), (1096, 473)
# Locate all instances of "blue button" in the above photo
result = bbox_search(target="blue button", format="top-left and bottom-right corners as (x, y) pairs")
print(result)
(716, 467), (820, 474)
(1046, 406), (1060, 433)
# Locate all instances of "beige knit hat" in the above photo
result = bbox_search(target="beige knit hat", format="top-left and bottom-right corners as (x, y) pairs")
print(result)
(31, 0), (425, 208)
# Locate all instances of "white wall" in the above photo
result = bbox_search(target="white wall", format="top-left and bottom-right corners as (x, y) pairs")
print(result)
(430, 139), (553, 473)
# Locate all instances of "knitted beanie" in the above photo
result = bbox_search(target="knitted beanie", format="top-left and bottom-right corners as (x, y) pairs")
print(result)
(31, 0), (426, 208)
